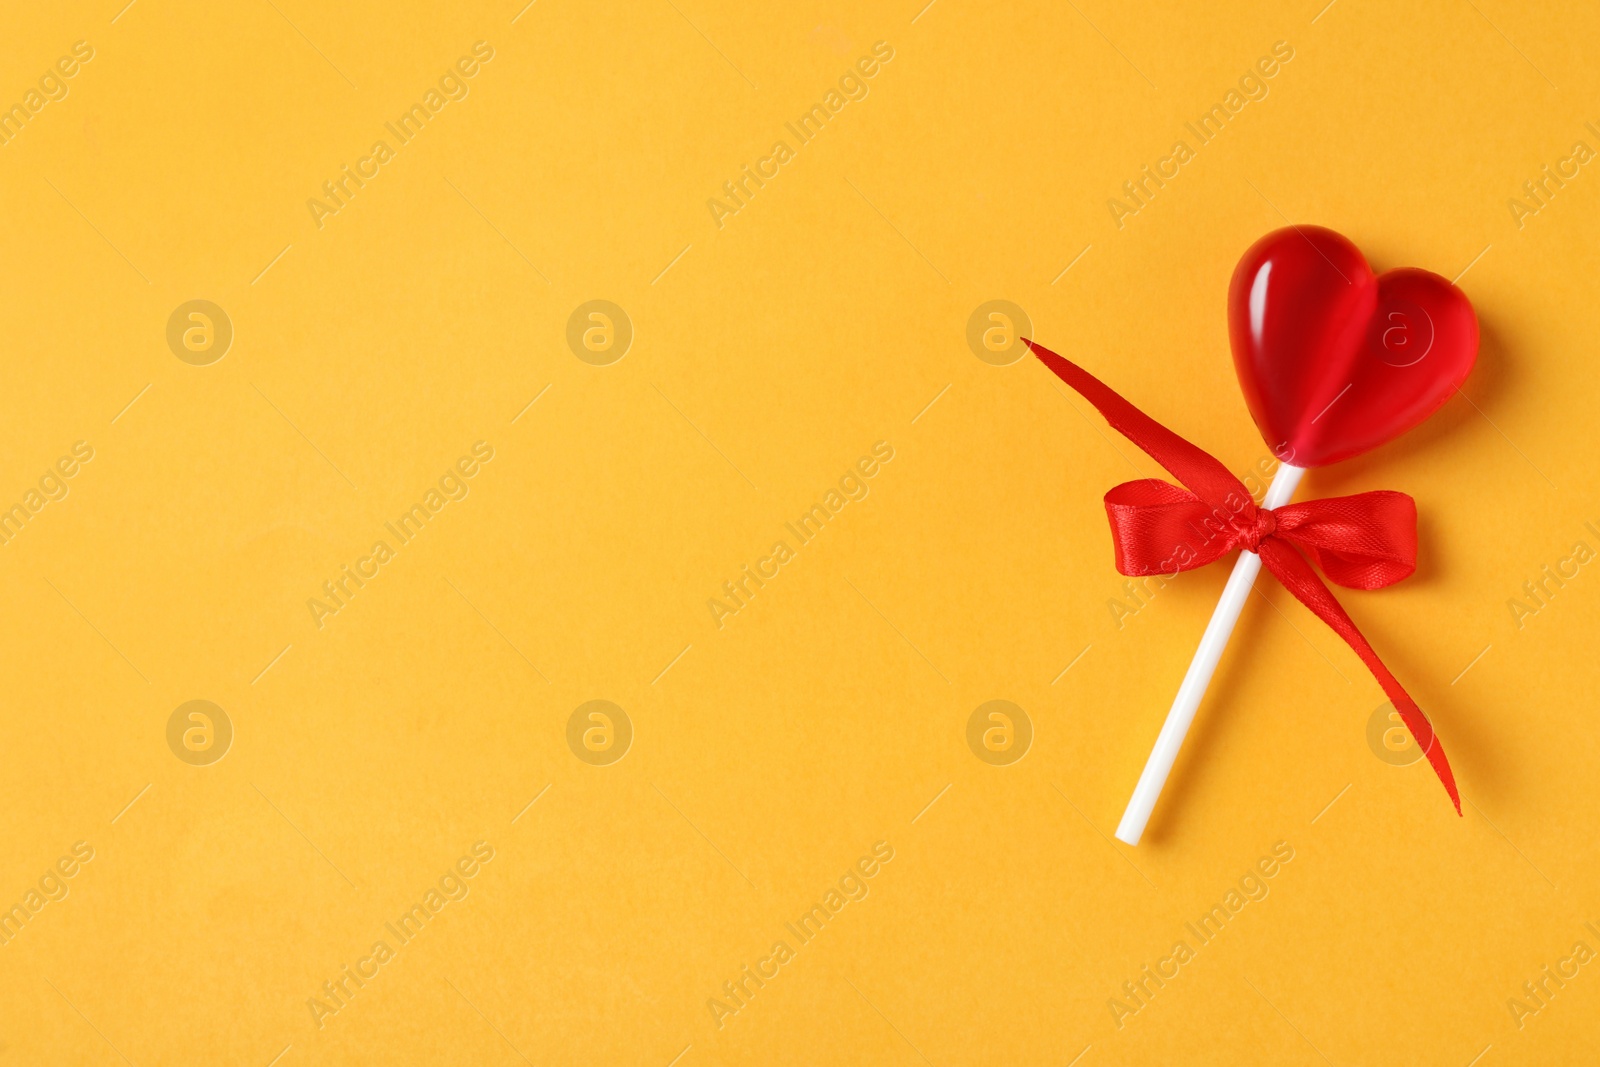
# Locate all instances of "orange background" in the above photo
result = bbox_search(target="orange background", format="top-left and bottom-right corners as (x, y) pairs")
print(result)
(2, 0), (1598, 1063)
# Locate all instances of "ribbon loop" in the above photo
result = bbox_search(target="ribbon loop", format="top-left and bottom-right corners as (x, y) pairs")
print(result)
(1026, 339), (1460, 815)
(1272, 490), (1418, 589)
(1103, 480), (1239, 576)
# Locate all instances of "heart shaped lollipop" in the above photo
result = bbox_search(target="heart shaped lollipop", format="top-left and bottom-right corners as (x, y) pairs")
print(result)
(1025, 225), (1478, 844)
(1228, 226), (1478, 466)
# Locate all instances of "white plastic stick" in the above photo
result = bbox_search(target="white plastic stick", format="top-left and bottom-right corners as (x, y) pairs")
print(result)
(1114, 462), (1305, 845)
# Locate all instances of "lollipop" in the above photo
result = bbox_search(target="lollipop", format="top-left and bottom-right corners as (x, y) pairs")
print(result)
(1026, 225), (1478, 845)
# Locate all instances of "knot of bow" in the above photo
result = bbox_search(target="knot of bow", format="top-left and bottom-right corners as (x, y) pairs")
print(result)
(1104, 477), (1418, 591)
(1026, 340), (1459, 814)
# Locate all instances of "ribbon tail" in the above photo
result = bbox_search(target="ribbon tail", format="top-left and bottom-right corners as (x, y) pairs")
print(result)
(1257, 539), (1461, 814)
(1025, 340), (1252, 509)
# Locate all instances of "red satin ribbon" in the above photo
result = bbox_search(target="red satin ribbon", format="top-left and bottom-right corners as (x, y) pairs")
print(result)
(1026, 339), (1460, 814)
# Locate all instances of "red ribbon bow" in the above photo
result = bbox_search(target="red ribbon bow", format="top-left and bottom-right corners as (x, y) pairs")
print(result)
(1027, 340), (1460, 814)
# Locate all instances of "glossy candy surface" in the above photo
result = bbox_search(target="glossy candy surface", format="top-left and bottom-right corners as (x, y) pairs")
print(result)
(1227, 226), (1479, 468)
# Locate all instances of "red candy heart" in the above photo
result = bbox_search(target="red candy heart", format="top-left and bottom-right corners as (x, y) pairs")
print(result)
(1227, 226), (1479, 468)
